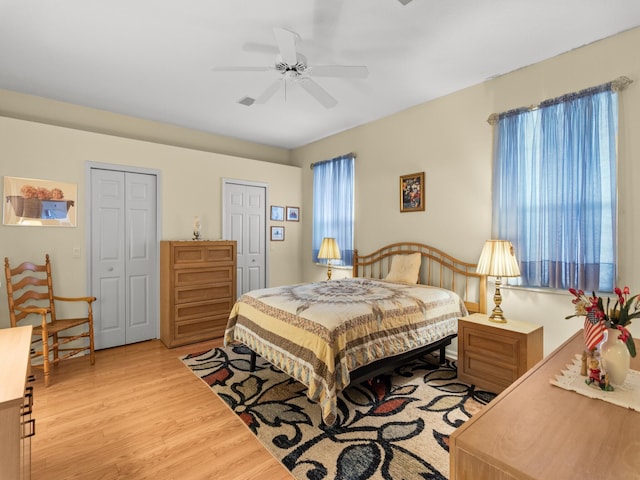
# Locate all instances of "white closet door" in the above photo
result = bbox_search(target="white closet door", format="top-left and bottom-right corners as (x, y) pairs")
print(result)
(91, 168), (157, 349)
(224, 181), (266, 296)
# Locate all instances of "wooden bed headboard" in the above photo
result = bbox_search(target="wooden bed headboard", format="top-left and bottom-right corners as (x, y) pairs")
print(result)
(352, 242), (487, 315)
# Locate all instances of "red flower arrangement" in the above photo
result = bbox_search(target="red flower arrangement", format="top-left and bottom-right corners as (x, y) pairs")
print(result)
(566, 287), (640, 357)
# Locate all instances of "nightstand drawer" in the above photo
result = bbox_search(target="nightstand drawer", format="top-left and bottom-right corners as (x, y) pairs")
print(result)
(463, 351), (520, 389)
(463, 328), (521, 362)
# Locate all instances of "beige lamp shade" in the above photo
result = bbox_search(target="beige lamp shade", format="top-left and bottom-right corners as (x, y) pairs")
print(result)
(476, 239), (520, 322)
(476, 240), (521, 277)
(318, 237), (341, 261)
(318, 237), (340, 280)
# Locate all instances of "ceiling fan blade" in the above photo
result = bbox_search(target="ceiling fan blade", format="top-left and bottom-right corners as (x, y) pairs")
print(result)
(299, 78), (337, 109)
(212, 66), (272, 72)
(309, 65), (369, 78)
(274, 28), (299, 65)
(255, 80), (282, 104)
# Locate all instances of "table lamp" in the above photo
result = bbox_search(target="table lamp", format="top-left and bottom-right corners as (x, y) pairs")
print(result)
(476, 239), (521, 322)
(318, 237), (341, 280)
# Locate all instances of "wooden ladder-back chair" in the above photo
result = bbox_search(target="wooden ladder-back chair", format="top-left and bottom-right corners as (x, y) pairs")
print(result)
(4, 254), (96, 386)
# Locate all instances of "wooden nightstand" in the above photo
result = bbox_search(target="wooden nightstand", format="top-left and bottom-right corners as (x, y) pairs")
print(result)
(457, 313), (543, 393)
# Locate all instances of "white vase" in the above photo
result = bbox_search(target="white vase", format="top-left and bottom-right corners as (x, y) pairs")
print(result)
(600, 328), (631, 386)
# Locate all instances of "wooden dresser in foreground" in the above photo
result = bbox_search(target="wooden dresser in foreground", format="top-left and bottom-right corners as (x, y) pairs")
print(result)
(450, 330), (640, 479)
(457, 313), (543, 393)
(160, 240), (237, 348)
(0, 325), (34, 480)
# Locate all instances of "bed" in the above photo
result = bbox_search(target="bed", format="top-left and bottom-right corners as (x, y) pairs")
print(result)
(224, 242), (486, 425)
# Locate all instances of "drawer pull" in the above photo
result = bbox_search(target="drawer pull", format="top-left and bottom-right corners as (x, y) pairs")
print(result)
(22, 418), (36, 438)
(21, 386), (34, 416)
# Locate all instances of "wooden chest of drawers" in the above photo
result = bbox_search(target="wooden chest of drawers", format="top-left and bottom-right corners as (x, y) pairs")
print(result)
(457, 313), (543, 393)
(160, 240), (237, 348)
(0, 325), (34, 480)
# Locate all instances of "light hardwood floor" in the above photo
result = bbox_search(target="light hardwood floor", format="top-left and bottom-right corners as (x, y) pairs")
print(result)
(30, 338), (294, 480)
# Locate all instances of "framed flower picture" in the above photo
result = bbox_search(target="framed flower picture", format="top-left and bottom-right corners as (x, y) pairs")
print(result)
(3, 176), (78, 227)
(400, 172), (425, 212)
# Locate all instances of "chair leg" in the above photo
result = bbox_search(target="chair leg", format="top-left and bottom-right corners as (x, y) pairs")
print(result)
(41, 333), (51, 387)
(89, 326), (95, 365)
(53, 332), (59, 367)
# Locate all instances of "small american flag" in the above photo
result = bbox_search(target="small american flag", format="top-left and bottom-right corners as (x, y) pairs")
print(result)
(584, 310), (605, 351)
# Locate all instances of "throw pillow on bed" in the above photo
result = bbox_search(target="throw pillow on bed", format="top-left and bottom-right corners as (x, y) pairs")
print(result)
(385, 252), (421, 284)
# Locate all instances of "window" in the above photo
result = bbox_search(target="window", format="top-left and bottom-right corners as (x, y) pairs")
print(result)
(312, 154), (355, 266)
(493, 86), (618, 292)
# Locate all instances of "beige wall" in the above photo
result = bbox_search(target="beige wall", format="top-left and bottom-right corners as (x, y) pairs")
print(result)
(291, 27), (640, 356)
(0, 89), (292, 166)
(0, 116), (303, 329)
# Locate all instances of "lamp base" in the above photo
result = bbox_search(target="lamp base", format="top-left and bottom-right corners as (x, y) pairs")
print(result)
(488, 276), (508, 323)
(488, 308), (507, 323)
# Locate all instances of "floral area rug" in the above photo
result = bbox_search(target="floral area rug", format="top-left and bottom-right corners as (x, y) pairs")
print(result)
(181, 345), (495, 480)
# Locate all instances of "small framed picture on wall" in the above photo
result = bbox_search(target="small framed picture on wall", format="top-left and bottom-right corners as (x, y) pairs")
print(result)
(270, 205), (284, 221)
(271, 226), (285, 241)
(400, 172), (425, 212)
(286, 206), (300, 221)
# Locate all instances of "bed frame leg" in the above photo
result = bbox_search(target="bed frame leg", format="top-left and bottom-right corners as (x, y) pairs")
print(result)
(250, 350), (257, 372)
(369, 375), (392, 393)
(439, 345), (447, 364)
(384, 375), (391, 392)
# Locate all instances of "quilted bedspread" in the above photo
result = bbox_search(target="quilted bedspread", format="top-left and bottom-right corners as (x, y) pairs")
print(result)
(224, 277), (467, 424)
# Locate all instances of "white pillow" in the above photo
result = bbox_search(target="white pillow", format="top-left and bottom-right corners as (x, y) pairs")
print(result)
(385, 253), (421, 284)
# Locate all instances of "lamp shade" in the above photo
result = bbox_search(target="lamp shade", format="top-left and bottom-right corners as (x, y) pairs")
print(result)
(476, 240), (520, 277)
(318, 237), (341, 260)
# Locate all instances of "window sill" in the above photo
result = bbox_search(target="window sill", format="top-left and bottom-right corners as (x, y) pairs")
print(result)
(500, 284), (568, 296)
(501, 284), (613, 296)
(314, 263), (352, 271)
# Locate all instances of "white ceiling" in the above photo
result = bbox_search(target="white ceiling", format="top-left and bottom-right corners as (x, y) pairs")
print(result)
(1, 0), (640, 150)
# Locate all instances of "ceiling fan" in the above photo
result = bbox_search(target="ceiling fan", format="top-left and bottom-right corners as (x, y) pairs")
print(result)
(212, 28), (368, 109)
